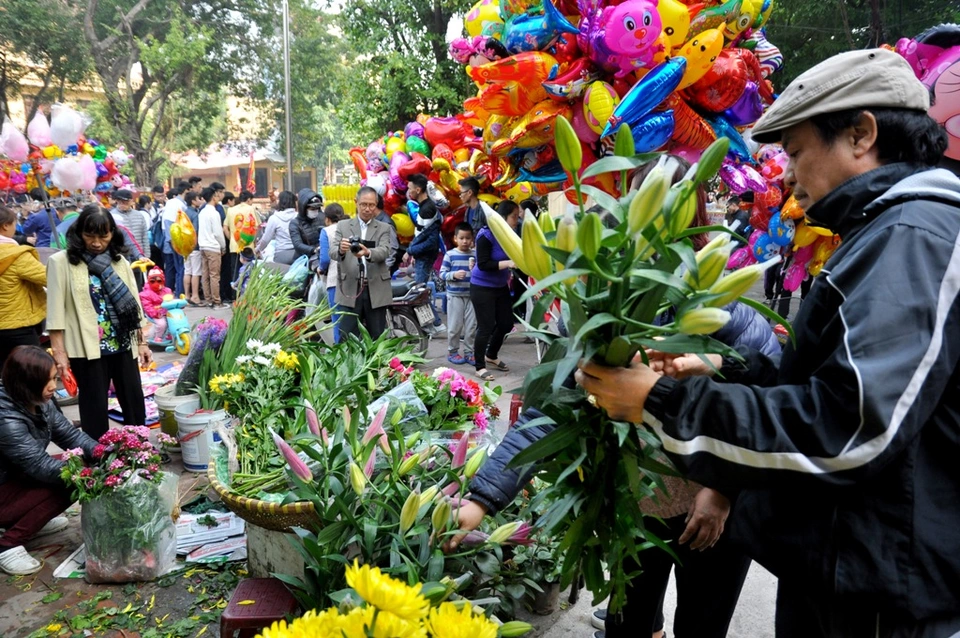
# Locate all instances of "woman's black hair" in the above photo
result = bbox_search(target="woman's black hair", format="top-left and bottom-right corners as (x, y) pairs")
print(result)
(519, 198), (538, 217)
(324, 203), (346, 222)
(497, 200), (518, 219)
(278, 190), (296, 210)
(66, 204), (125, 265)
(809, 108), (948, 166)
(2, 345), (54, 407)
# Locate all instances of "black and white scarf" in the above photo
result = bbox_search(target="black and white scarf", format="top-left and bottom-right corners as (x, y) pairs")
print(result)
(82, 252), (142, 341)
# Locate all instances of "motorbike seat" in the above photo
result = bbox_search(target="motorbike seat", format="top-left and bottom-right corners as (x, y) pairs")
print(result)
(391, 280), (414, 298)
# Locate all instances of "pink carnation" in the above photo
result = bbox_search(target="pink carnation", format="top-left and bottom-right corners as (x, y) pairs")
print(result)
(148, 464), (159, 473)
(91, 444), (106, 459)
(104, 475), (121, 488)
(80, 467), (93, 477)
(473, 411), (488, 432)
(109, 459), (125, 471)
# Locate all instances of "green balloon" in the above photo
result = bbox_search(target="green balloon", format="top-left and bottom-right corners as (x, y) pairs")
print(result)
(93, 145), (108, 161)
(405, 136), (430, 156)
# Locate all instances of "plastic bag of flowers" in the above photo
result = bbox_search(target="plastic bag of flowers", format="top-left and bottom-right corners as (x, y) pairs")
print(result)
(256, 560), (533, 638)
(61, 426), (178, 583)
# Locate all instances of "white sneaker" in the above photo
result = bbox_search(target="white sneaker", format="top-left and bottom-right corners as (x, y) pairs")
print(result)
(35, 516), (69, 538)
(591, 608), (607, 630)
(0, 546), (42, 575)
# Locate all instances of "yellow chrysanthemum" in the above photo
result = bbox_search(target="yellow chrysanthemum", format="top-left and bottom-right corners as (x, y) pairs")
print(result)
(345, 561), (429, 622)
(370, 609), (428, 638)
(274, 350), (299, 371)
(425, 603), (498, 638)
(256, 608), (348, 638)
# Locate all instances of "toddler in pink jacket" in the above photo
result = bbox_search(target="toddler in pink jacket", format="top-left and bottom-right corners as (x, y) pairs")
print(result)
(140, 267), (172, 343)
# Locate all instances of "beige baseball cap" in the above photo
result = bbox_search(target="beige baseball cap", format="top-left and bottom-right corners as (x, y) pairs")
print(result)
(751, 48), (931, 143)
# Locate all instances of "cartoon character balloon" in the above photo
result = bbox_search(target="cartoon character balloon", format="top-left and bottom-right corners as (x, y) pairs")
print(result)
(578, 0), (665, 78)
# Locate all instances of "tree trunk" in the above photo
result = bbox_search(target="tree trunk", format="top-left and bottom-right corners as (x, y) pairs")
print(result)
(868, 0), (885, 48)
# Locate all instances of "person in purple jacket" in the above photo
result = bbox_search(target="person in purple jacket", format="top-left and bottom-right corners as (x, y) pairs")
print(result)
(470, 200), (519, 381)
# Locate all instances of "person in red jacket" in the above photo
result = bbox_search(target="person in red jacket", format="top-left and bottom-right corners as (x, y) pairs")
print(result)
(139, 267), (171, 344)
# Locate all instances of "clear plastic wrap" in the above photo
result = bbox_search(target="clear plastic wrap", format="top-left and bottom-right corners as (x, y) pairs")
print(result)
(367, 380), (428, 427)
(81, 472), (178, 583)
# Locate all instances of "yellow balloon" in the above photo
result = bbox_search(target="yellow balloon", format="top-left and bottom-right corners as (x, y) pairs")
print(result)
(658, 0), (692, 48)
(676, 28), (724, 91)
(392, 213), (415, 245)
(465, 0), (504, 39)
(479, 193), (501, 208)
(583, 81), (620, 135)
(503, 181), (533, 202)
(385, 136), (405, 161)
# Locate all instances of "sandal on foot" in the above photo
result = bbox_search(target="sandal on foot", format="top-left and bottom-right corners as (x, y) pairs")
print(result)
(447, 353), (466, 365)
(485, 358), (509, 371)
(475, 369), (495, 381)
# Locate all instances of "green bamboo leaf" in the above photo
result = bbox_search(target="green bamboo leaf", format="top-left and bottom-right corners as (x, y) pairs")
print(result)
(563, 293), (591, 337)
(635, 334), (739, 358)
(738, 296), (796, 345)
(674, 224), (746, 245)
(313, 521), (347, 546)
(556, 439), (588, 484)
(579, 156), (647, 180)
(507, 422), (586, 468)
(553, 348), (582, 392)
(628, 268), (691, 292)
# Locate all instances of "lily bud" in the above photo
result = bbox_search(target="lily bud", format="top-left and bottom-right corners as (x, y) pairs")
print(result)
(694, 137), (730, 184)
(676, 307), (731, 335)
(400, 490), (420, 534)
(397, 453), (420, 476)
(698, 233), (731, 256)
(507, 521), (534, 546)
(404, 431), (421, 450)
(554, 114), (582, 176)
(487, 521), (521, 545)
(499, 621), (535, 637)
(463, 448), (487, 479)
(706, 260), (778, 307)
(270, 428), (312, 482)
(577, 212), (602, 262)
(303, 399), (321, 437)
(486, 207), (528, 273)
(451, 430), (472, 469)
(627, 165), (669, 236)
(555, 215), (577, 253)
(667, 183), (698, 237)
(613, 123), (635, 158)
(685, 243), (733, 289)
(363, 447), (377, 479)
(349, 462), (366, 496)
(538, 211), (556, 238)
(343, 405), (352, 432)
(431, 500), (451, 534)
(521, 212), (553, 281)
(419, 485), (440, 509)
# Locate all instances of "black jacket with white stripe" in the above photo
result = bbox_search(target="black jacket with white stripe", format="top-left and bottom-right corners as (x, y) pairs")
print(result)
(645, 163), (960, 620)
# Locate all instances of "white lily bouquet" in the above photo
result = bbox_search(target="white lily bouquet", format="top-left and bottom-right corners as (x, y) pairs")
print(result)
(485, 120), (784, 612)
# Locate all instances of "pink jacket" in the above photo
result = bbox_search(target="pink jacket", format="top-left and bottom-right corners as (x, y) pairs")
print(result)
(139, 286), (171, 319)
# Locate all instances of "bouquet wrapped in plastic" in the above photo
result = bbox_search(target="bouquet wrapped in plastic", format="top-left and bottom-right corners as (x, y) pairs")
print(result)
(62, 426), (178, 583)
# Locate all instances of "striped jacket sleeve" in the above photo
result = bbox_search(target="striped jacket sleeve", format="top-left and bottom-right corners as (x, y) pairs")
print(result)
(645, 222), (960, 488)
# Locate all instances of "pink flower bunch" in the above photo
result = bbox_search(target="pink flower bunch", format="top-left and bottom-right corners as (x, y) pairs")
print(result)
(80, 467), (93, 478)
(104, 475), (121, 488)
(62, 447), (84, 460)
(109, 459), (125, 471)
(388, 357), (413, 380)
(92, 444), (106, 459)
(473, 411), (488, 431)
(62, 426), (165, 502)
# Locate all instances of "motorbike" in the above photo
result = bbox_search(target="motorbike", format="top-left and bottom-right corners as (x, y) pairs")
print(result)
(387, 280), (433, 355)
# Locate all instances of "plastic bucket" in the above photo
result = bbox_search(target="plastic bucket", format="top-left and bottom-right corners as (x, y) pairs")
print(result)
(154, 385), (197, 453)
(175, 399), (228, 472)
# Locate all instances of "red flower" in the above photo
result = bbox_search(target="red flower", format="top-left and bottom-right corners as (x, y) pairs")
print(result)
(80, 467), (93, 477)
(92, 444), (106, 459)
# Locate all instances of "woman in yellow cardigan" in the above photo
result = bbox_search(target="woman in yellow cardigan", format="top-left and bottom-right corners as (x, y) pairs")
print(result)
(46, 205), (152, 440)
(0, 206), (47, 371)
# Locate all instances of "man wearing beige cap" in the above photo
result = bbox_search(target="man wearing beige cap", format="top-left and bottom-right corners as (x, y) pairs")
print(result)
(575, 49), (960, 636)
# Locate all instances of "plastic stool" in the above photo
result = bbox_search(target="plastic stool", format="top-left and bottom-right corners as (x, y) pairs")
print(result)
(509, 394), (524, 427)
(220, 578), (299, 638)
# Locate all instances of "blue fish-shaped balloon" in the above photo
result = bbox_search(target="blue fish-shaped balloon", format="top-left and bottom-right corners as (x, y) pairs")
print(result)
(503, 0), (579, 54)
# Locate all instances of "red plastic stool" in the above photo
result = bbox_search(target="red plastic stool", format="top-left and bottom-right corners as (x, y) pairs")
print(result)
(508, 393), (523, 427)
(220, 578), (299, 638)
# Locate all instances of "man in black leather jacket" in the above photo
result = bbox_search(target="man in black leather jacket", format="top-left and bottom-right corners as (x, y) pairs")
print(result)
(577, 49), (960, 637)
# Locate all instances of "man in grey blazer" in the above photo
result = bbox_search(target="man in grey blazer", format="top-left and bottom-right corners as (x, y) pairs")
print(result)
(329, 186), (393, 339)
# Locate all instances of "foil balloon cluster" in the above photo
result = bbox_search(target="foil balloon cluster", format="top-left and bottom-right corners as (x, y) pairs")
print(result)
(0, 105), (134, 200)
(895, 23), (960, 162)
(441, 0), (782, 205)
(727, 145), (840, 290)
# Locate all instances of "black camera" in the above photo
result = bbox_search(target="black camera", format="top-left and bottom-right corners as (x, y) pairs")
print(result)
(349, 236), (362, 254)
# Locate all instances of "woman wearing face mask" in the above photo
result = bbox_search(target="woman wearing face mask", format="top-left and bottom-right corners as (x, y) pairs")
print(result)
(46, 205), (151, 441)
(290, 189), (325, 272)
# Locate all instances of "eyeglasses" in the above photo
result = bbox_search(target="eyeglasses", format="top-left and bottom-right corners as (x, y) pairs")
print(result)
(357, 202), (378, 210)
(459, 191), (470, 198)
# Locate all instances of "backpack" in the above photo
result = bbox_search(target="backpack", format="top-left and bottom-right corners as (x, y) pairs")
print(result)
(150, 214), (164, 251)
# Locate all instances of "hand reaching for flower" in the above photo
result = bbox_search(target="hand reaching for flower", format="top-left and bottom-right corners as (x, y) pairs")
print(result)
(646, 351), (722, 380)
(575, 360), (662, 423)
(443, 499), (488, 552)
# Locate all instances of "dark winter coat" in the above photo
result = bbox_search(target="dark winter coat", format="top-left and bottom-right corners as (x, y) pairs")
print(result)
(645, 163), (960, 619)
(467, 300), (779, 515)
(290, 189), (324, 270)
(0, 386), (96, 485)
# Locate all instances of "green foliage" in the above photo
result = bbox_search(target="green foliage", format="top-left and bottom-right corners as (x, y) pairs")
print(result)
(0, 0), (92, 122)
(335, 0), (473, 140)
(766, 0), (960, 87)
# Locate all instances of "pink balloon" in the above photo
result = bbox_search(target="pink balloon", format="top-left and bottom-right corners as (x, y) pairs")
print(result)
(727, 246), (756, 270)
(389, 151), (410, 192)
(0, 119), (29, 162)
(571, 106), (600, 143)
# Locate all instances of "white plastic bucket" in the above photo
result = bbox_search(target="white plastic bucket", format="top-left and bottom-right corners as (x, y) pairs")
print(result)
(154, 385), (197, 453)
(175, 399), (228, 472)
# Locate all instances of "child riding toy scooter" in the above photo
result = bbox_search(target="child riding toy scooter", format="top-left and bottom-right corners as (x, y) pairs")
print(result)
(139, 265), (192, 355)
